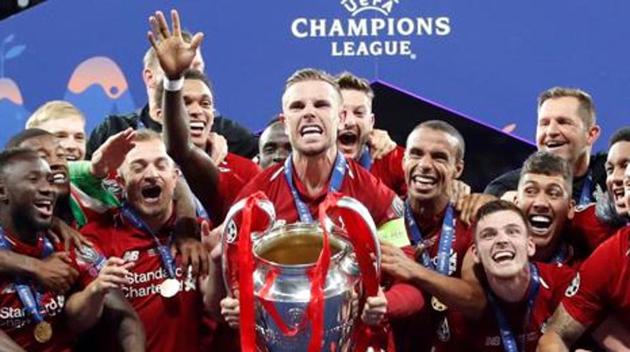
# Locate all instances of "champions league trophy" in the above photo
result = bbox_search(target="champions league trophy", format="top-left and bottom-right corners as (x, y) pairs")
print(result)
(221, 191), (382, 352)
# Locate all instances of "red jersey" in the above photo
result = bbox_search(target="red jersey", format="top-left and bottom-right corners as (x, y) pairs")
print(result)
(392, 208), (473, 352)
(235, 157), (399, 226)
(561, 226), (630, 328)
(0, 234), (99, 352)
(569, 203), (618, 253)
(366, 146), (407, 198)
(81, 211), (205, 352)
(218, 152), (261, 182)
(457, 263), (576, 352)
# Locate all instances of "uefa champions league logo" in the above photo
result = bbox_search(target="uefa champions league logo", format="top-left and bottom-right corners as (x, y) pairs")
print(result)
(340, 0), (400, 17)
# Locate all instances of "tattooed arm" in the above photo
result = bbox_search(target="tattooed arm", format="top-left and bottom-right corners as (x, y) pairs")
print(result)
(537, 304), (586, 352)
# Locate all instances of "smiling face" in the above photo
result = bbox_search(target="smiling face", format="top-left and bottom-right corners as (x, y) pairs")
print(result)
(516, 173), (574, 251)
(282, 80), (341, 157)
(1, 156), (57, 232)
(118, 139), (178, 221)
(259, 121), (291, 169)
(536, 97), (598, 166)
(337, 89), (374, 159)
(403, 127), (463, 204)
(17, 134), (70, 198)
(606, 141), (630, 216)
(473, 209), (535, 279)
(181, 79), (215, 149)
(36, 115), (86, 161)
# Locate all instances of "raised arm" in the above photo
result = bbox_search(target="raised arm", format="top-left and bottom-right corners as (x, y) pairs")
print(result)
(537, 304), (585, 352)
(147, 10), (222, 211)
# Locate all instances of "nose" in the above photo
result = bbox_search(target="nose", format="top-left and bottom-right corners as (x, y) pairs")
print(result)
(188, 101), (203, 117)
(532, 192), (551, 212)
(143, 164), (159, 180)
(273, 147), (290, 163)
(340, 109), (355, 127)
(546, 119), (561, 137)
(416, 154), (433, 172)
(624, 163), (630, 183)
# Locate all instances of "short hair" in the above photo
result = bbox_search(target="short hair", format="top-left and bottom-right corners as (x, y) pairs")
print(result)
(519, 151), (573, 194)
(0, 147), (41, 178)
(538, 87), (596, 127)
(26, 100), (85, 129)
(5, 128), (54, 149)
(609, 126), (630, 147)
(473, 200), (528, 237)
(284, 68), (342, 101)
(143, 31), (195, 71)
(336, 71), (374, 100)
(154, 68), (214, 108)
(133, 129), (163, 143)
(413, 120), (466, 161)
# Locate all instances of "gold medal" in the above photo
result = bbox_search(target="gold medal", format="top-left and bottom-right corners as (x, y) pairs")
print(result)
(34, 321), (52, 344)
(431, 296), (447, 312)
(160, 278), (180, 298)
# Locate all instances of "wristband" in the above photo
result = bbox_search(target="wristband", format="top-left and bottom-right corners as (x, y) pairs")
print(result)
(163, 76), (184, 91)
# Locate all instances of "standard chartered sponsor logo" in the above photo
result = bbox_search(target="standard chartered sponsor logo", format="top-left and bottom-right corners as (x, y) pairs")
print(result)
(290, 0), (451, 59)
(123, 266), (197, 299)
(0, 295), (64, 328)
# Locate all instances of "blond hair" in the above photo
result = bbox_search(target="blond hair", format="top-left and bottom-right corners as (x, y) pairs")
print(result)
(26, 100), (85, 129)
(538, 87), (596, 127)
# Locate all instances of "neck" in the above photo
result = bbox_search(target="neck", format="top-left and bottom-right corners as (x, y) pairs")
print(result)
(532, 237), (563, 263)
(573, 151), (590, 178)
(137, 203), (174, 234)
(147, 96), (162, 124)
(487, 264), (531, 303)
(0, 210), (39, 246)
(55, 195), (74, 225)
(409, 194), (450, 226)
(292, 147), (338, 195)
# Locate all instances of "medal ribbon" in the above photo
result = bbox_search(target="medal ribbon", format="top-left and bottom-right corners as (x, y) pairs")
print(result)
(578, 170), (593, 206)
(284, 152), (347, 224)
(404, 201), (456, 275)
(120, 203), (176, 279)
(0, 227), (55, 325)
(549, 242), (568, 264)
(487, 263), (541, 352)
(358, 146), (373, 170)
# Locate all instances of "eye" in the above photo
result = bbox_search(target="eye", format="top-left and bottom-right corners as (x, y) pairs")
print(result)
(314, 100), (330, 109)
(524, 186), (537, 196)
(289, 101), (304, 110)
(201, 100), (213, 109)
(547, 186), (563, 198)
(605, 164), (613, 175)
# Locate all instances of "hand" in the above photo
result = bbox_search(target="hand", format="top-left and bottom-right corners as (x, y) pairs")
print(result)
(368, 129), (396, 160)
(361, 288), (387, 326)
(202, 221), (222, 261)
(208, 132), (228, 165)
(33, 252), (79, 293)
(49, 218), (92, 251)
(90, 128), (136, 179)
(220, 296), (240, 329)
(455, 193), (497, 226)
(147, 10), (204, 80)
(88, 257), (132, 296)
(174, 226), (210, 278)
(380, 243), (422, 282)
(450, 180), (471, 209)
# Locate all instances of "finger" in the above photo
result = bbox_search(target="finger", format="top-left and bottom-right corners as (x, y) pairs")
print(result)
(56, 252), (73, 263)
(200, 220), (211, 238)
(155, 11), (171, 38)
(181, 247), (192, 272)
(171, 9), (182, 38)
(149, 16), (163, 42)
(189, 33), (204, 52)
(190, 247), (200, 277)
(101, 274), (128, 286)
(106, 256), (127, 267)
(68, 267), (80, 280)
(200, 250), (210, 277)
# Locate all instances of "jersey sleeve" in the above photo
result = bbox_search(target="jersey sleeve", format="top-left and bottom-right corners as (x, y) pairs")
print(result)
(560, 232), (624, 326)
(352, 163), (400, 227)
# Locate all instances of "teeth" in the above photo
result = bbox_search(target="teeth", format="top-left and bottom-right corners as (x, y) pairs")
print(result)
(545, 141), (565, 148)
(492, 251), (514, 262)
(66, 156), (77, 161)
(190, 121), (205, 130)
(301, 126), (322, 135)
(530, 215), (551, 224)
(52, 173), (66, 184)
(412, 175), (436, 185)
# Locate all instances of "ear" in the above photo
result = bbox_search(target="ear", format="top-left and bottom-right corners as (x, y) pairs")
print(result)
(115, 172), (126, 189)
(526, 236), (536, 258)
(586, 124), (601, 146)
(155, 108), (163, 119)
(0, 179), (8, 203)
(471, 243), (481, 264)
(567, 198), (576, 221)
(143, 68), (155, 87)
(454, 159), (464, 179)
(368, 113), (375, 129)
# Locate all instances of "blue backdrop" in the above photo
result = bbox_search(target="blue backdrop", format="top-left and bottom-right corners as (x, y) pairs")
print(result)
(0, 0), (628, 150)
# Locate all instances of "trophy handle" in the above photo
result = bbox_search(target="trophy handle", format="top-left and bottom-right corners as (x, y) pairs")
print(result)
(221, 194), (276, 295)
(322, 195), (381, 278)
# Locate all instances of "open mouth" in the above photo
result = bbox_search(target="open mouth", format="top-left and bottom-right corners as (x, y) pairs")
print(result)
(33, 199), (54, 218)
(544, 140), (568, 150)
(528, 214), (552, 235)
(190, 120), (207, 135)
(51, 170), (68, 185)
(338, 130), (358, 146)
(300, 125), (323, 137)
(65, 155), (78, 161)
(141, 184), (162, 203)
(491, 250), (515, 263)
(411, 175), (437, 188)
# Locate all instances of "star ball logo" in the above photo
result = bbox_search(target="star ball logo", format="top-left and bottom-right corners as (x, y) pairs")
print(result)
(290, 0), (452, 59)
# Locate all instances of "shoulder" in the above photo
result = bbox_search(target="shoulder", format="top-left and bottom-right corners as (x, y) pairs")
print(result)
(79, 210), (119, 240)
(225, 153), (261, 174)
